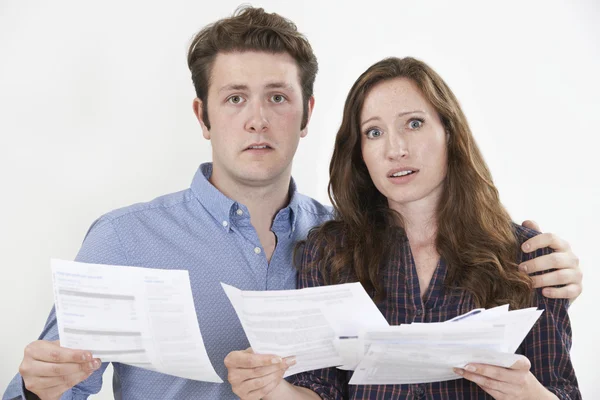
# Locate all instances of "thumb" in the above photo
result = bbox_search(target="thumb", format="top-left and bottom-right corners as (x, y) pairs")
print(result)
(510, 356), (531, 371)
(522, 220), (541, 231)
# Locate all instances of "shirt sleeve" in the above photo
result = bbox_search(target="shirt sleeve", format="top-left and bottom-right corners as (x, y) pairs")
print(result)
(517, 227), (581, 399)
(521, 290), (580, 399)
(3, 216), (128, 400)
(287, 233), (349, 400)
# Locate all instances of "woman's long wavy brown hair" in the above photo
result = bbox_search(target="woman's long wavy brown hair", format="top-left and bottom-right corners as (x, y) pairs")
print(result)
(305, 57), (533, 309)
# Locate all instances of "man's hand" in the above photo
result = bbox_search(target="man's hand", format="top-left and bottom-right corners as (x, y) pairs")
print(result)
(520, 220), (582, 304)
(225, 347), (295, 400)
(19, 340), (101, 400)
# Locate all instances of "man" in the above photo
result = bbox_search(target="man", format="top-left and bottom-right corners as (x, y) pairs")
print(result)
(3, 6), (582, 400)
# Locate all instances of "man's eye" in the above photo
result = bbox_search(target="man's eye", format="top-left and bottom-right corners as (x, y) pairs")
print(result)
(228, 96), (244, 104)
(272, 95), (286, 103)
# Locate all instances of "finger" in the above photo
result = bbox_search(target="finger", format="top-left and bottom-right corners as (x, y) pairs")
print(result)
(521, 232), (570, 253)
(530, 268), (579, 288)
(24, 377), (64, 394)
(224, 351), (283, 369)
(25, 341), (93, 364)
(247, 375), (283, 400)
(248, 356), (293, 378)
(28, 358), (102, 377)
(542, 284), (582, 301)
(25, 370), (93, 397)
(25, 369), (93, 392)
(240, 357), (294, 384)
(237, 366), (287, 397)
(44, 375), (92, 400)
(460, 364), (517, 383)
(228, 358), (291, 385)
(454, 368), (507, 394)
(519, 252), (578, 274)
(477, 384), (506, 399)
(521, 220), (540, 232)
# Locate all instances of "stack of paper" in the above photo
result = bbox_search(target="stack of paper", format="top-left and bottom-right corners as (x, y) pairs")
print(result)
(223, 282), (543, 385)
(348, 305), (543, 384)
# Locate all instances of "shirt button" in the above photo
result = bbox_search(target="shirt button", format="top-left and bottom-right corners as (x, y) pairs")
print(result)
(222, 221), (228, 227)
(236, 209), (243, 216)
(416, 309), (423, 316)
(254, 247), (261, 254)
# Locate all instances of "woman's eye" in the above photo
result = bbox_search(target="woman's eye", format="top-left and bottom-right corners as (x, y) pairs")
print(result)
(366, 128), (382, 139)
(409, 119), (423, 129)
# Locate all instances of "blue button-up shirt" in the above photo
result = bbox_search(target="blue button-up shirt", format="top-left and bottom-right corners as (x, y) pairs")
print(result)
(3, 163), (333, 400)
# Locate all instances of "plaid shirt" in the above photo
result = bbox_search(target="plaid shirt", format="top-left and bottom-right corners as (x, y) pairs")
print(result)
(290, 224), (580, 399)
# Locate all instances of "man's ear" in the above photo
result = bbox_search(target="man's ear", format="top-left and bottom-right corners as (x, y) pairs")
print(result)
(300, 96), (315, 138)
(193, 98), (210, 140)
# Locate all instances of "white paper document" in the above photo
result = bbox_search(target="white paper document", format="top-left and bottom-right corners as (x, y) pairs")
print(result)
(348, 306), (543, 385)
(221, 282), (389, 377)
(51, 259), (222, 382)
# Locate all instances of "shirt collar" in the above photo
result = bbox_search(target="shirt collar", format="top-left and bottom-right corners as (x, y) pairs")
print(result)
(190, 162), (300, 233)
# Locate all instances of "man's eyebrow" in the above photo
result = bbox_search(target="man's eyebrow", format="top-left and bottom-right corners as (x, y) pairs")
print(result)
(217, 82), (295, 93)
(218, 84), (249, 93)
(264, 82), (295, 91)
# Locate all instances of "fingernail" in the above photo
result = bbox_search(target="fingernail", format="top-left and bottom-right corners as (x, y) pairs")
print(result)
(81, 353), (89, 361)
(285, 357), (296, 366)
(453, 368), (463, 375)
(271, 357), (282, 364)
(465, 364), (476, 372)
(523, 243), (530, 251)
(519, 264), (527, 273)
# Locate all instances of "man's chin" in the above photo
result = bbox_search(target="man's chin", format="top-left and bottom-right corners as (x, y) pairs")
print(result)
(236, 170), (279, 185)
(235, 164), (290, 185)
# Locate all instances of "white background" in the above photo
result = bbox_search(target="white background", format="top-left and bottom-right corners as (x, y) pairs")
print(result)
(1, 0), (598, 398)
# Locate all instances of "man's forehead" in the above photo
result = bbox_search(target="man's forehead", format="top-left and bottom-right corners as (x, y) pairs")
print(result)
(210, 51), (301, 90)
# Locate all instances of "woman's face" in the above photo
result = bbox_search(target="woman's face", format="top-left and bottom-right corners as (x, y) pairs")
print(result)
(360, 77), (448, 214)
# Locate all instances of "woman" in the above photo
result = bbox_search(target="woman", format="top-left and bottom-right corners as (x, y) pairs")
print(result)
(228, 57), (580, 399)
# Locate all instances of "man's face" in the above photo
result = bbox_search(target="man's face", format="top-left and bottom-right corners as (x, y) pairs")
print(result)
(195, 51), (313, 188)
